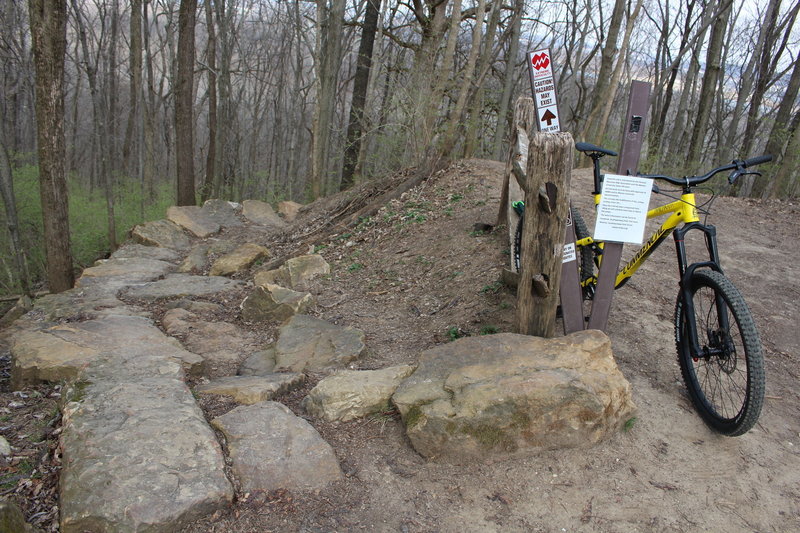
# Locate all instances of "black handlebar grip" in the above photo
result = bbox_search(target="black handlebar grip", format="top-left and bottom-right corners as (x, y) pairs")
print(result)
(743, 154), (773, 167)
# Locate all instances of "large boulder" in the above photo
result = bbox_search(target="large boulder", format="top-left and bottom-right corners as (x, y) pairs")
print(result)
(110, 243), (181, 263)
(272, 315), (366, 372)
(392, 331), (636, 462)
(302, 365), (416, 422)
(131, 219), (191, 251)
(240, 284), (313, 322)
(76, 257), (174, 287)
(211, 402), (342, 492)
(167, 205), (221, 238)
(209, 243), (270, 277)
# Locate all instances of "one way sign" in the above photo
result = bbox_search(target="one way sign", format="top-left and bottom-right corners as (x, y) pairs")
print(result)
(527, 48), (561, 133)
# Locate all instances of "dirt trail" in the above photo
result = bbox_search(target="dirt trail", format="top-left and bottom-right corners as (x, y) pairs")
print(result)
(181, 159), (800, 532)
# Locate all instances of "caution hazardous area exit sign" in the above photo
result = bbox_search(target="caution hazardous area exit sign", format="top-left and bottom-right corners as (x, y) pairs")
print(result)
(528, 49), (560, 133)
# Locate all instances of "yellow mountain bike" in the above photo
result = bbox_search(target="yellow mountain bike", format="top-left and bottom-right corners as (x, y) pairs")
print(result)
(514, 143), (771, 435)
(575, 141), (771, 436)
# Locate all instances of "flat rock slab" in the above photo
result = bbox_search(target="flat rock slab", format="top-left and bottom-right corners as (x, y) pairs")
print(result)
(211, 402), (342, 492)
(29, 285), (142, 322)
(11, 315), (204, 387)
(202, 199), (242, 227)
(302, 365), (417, 422)
(131, 219), (191, 251)
(242, 200), (285, 227)
(209, 243), (270, 277)
(110, 244), (181, 263)
(167, 205), (221, 238)
(196, 374), (305, 404)
(392, 330), (636, 462)
(162, 308), (258, 367)
(240, 284), (313, 322)
(60, 377), (233, 532)
(273, 314), (366, 372)
(125, 274), (245, 300)
(76, 257), (175, 287)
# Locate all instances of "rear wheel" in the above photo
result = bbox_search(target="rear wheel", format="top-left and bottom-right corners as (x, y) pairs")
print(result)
(674, 269), (765, 436)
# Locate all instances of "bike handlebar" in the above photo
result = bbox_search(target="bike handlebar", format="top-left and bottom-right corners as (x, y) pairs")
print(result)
(638, 155), (773, 188)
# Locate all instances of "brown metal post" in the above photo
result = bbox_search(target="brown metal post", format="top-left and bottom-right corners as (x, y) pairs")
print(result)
(587, 80), (651, 331)
(516, 131), (574, 337)
(560, 206), (585, 334)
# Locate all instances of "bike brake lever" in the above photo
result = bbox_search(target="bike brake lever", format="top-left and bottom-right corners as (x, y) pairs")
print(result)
(729, 170), (762, 184)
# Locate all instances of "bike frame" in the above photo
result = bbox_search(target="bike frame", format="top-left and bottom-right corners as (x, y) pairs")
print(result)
(576, 185), (728, 358)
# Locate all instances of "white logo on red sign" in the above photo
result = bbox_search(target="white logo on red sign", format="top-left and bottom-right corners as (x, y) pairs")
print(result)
(531, 53), (550, 71)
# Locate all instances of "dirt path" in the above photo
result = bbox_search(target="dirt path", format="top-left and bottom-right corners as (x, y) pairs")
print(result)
(179, 159), (800, 532)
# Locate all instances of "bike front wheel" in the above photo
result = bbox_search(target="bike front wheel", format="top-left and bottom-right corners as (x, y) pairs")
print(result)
(674, 269), (765, 436)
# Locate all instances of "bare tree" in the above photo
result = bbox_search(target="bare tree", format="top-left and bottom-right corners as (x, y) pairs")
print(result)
(341, 0), (381, 190)
(175, 0), (197, 205)
(28, 0), (74, 292)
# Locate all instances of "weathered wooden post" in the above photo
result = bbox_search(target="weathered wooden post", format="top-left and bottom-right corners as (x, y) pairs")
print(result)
(516, 132), (574, 337)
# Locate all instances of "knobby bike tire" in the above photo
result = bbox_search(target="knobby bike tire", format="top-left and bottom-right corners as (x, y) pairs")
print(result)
(674, 269), (765, 436)
(513, 207), (594, 285)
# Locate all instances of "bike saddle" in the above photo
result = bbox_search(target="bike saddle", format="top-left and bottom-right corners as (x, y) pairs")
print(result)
(575, 142), (618, 158)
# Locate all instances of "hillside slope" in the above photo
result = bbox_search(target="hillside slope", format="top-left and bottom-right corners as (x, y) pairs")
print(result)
(186, 158), (800, 532)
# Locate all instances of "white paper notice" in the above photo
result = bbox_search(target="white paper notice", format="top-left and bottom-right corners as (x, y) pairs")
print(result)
(593, 174), (653, 244)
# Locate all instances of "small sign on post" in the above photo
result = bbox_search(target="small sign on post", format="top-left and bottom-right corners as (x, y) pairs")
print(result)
(527, 49), (561, 134)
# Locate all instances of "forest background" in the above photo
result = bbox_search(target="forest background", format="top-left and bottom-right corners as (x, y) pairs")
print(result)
(1, 0), (798, 298)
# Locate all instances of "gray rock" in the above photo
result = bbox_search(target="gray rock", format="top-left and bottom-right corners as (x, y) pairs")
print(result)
(238, 348), (277, 376)
(242, 200), (285, 227)
(131, 219), (191, 251)
(76, 257), (174, 287)
(196, 374), (305, 404)
(273, 315), (366, 372)
(202, 199), (242, 227)
(165, 299), (223, 314)
(167, 205), (221, 237)
(179, 244), (210, 273)
(60, 377), (233, 532)
(110, 243), (181, 263)
(240, 284), (313, 322)
(302, 365), (417, 422)
(211, 402), (342, 492)
(125, 274), (245, 300)
(162, 308), (256, 366)
(0, 435), (11, 456)
(209, 243), (270, 277)
(392, 331), (636, 462)
(31, 285), (142, 322)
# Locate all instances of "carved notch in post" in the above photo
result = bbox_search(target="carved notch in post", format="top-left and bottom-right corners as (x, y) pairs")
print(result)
(516, 131), (574, 337)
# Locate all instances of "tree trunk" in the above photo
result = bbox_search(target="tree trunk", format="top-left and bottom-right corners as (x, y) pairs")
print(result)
(310, 0), (345, 199)
(28, 0), (74, 293)
(175, 0), (197, 206)
(123, 0), (143, 171)
(0, 106), (31, 296)
(581, 0), (626, 143)
(200, 0), (217, 202)
(772, 110), (800, 197)
(687, 0), (730, 165)
(491, 0), (524, 161)
(341, 0), (381, 190)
